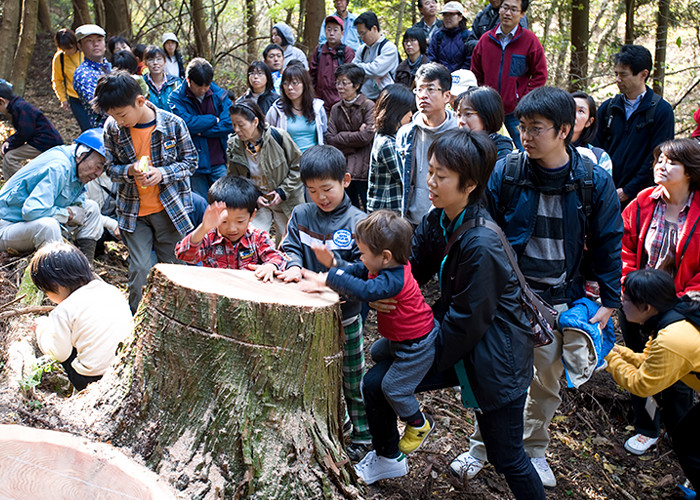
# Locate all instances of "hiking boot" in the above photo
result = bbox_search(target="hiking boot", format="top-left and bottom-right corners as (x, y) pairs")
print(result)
(449, 451), (485, 480)
(354, 450), (408, 485)
(346, 442), (372, 462)
(530, 457), (556, 488)
(624, 434), (659, 455)
(398, 413), (434, 454)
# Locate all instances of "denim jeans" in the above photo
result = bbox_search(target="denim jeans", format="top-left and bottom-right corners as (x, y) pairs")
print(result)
(69, 96), (92, 132)
(362, 361), (545, 500)
(191, 164), (227, 199)
(504, 112), (523, 152)
(673, 401), (700, 492)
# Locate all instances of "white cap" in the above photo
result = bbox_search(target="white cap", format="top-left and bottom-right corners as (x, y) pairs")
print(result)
(162, 32), (179, 44)
(75, 24), (106, 42)
(441, 1), (465, 16)
(451, 69), (478, 95)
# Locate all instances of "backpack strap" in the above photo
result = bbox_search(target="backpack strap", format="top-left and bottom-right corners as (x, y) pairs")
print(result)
(336, 43), (347, 67)
(269, 127), (284, 149)
(60, 52), (67, 96)
(636, 92), (662, 130)
(576, 155), (595, 218)
(498, 151), (527, 218)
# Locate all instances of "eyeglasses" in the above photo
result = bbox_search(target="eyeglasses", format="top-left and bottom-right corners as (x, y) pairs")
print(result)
(413, 86), (443, 96)
(248, 70), (266, 76)
(335, 80), (353, 87)
(284, 80), (303, 88)
(460, 110), (479, 118)
(500, 4), (521, 13)
(516, 125), (555, 137)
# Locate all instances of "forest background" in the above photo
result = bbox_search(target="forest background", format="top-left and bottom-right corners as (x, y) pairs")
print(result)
(0, 0), (699, 135)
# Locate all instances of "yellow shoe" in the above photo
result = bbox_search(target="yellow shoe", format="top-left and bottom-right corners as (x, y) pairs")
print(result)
(399, 414), (434, 454)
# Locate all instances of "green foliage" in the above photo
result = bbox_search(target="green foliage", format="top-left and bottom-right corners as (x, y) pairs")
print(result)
(18, 355), (60, 393)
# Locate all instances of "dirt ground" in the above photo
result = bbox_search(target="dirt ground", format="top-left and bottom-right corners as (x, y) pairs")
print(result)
(0, 34), (693, 499)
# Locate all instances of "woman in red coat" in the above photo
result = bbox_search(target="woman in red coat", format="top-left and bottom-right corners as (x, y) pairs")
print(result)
(620, 138), (700, 457)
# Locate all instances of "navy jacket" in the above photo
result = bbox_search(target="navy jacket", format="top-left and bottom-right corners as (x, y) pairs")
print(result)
(594, 86), (674, 199)
(411, 203), (534, 413)
(5, 96), (63, 152)
(169, 81), (233, 173)
(487, 146), (623, 309)
(427, 26), (473, 72)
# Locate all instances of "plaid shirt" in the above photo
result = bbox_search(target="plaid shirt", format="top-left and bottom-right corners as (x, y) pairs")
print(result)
(367, 133), (403, 213)
(104, 103), (198, 235)
(5, 96), (63, 152)
(644, 190), (694, 269)
(73, 58), (112, 128)
(175, 227), (287, 270)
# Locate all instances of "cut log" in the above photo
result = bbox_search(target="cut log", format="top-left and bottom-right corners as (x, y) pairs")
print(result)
(0, 424), (175, 498)
(60, 264), (360, 498)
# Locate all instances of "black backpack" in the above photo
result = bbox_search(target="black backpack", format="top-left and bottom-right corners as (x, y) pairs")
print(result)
(360, 38), (401, 66)
(316, 43), (347, 68)
(498, 151), (595, 220)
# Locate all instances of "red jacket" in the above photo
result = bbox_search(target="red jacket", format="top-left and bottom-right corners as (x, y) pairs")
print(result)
(622, 186), (700, 295)
(309, 43), (355, 114)
(470, 24), (547, 114)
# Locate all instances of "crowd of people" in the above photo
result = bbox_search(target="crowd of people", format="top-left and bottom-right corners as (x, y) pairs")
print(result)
(0, 2), (698, 497)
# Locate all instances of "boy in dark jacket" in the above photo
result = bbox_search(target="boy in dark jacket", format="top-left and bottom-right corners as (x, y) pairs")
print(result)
(0, 80), (63, 180)
(309, 15), (355, 113)
(276, 145), (370, 460)
(169, 58), (233, 199)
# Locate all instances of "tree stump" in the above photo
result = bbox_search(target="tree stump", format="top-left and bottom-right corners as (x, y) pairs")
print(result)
(61, 264), (360, 499)
(0, 424), (175, 499)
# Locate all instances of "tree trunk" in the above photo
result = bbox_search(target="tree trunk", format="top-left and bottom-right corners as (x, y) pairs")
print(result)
(0, 0), (21, 80)
(103, 0), (132, 39)
(245, 0), (257, 63)
(10, 0), (39, 97)
(395, 0), (407, 47)
(625, 0), (635, 44)
(0, 425), (175, 498)
(569, 0), (589, 91)
(60, 265), (360, 498)
(37, 0), (51, 33)
(652, 0), (670, 96)
(304, 0), (325, 56)
(191, 0), (211, 60)
(72, 0), (92, 30)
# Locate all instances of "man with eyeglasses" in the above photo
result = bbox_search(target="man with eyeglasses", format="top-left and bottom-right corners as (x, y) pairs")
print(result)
(352, 11), (399, 100)
(470, 0), (547, 151)
(467, 0), (529, 53)
(449, 87), (622, 490)
(396, 63), (458, 225)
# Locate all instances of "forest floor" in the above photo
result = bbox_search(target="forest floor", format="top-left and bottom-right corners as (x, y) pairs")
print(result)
(0, 34), (694, 499)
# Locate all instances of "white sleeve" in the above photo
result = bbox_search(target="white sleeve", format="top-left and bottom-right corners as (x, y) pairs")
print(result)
(35, 311), (74, 363)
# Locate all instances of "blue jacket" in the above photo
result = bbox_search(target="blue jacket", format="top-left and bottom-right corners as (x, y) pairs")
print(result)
(0, 145), (85, 222)
(411, 203), (534, 413)
(427, 26), (473, 72)
(487, 146), (623, 309)
(594, 86), (674, 199)
(168, 81), (233, 173)
(145, 74), (181, 111)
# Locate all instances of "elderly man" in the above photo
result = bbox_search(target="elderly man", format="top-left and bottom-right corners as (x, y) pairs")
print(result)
(0, 129), (105, 261)
(72, 24), (111, 128)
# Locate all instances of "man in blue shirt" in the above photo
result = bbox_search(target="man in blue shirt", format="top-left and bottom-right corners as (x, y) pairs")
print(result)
(73, 24), (112, 129)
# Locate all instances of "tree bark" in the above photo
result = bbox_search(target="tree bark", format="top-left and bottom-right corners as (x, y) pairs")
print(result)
(72, 0), (92, 30)
(37, 0), (51, 33)
(569, 0), (589, 91)
(93, 0), (106, 32)
(625, 0), (635, 44)
(103, 0), (132, 39)
(395, 0), (407, 47)
(60, 265), (360, 498)
(191, 0), (211, 60)
(10, 0), (40, 97)
(652, 0), (670, 96)
(0, 0), (22, 80)
(303, 0), (325, 55)
(245, 0), (257, 63)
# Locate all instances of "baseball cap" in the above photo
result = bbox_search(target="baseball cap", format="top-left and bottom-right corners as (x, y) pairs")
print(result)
(75, 24), (106, 42)
(325, 15), (345, 30)
(162, 32), (179, 44)
(441, 1), (465, 15)
(451, 69), (478, 95)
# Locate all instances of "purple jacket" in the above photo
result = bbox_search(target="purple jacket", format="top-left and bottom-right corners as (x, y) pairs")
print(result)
(5, 96), (63, 152)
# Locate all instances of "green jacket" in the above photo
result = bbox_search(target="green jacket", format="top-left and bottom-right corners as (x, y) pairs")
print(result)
(227, 126), (304, 217)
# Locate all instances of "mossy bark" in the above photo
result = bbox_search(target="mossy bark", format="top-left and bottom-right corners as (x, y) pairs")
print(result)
(63, 264), (360, 499)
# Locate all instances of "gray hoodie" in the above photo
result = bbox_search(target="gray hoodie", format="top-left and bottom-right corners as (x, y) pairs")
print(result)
(273, 22), (309, 69)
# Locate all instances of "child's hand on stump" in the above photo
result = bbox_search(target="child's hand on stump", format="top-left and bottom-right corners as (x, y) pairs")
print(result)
(275, 266), (302, 282)
(250, 263), (277, 283)
(300, 269), (328, 293)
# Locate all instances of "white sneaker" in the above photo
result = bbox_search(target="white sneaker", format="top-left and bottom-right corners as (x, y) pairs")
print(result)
(354, 450), (409, 485)
(624, 434), (659, 455)
(449, 451), (485, 480)
(530, 457), (556, 488)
